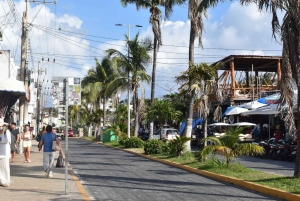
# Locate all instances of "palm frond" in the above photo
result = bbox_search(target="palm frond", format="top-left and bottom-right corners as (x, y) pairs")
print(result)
(234, 143), (264, 157)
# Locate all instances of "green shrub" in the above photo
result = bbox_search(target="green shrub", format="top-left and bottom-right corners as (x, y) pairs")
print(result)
(161, 142), (170, 154)
(168, 136), (191, 156)
(119, 137), (127, 145)
(144, 139), (163, 154)
(124, 137), (144, 148)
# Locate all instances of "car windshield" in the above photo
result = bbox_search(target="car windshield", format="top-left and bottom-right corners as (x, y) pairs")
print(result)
(167, 130), (178, 134)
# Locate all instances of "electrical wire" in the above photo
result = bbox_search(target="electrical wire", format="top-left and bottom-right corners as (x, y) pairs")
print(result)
(30, 23), (282, 52)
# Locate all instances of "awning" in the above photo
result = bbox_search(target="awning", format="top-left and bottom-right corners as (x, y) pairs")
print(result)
(0, 78), (26, 94)
(0, 78), (26, 121)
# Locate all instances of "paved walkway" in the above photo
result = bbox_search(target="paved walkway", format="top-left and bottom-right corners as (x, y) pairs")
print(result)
(0, 140), (84, 201)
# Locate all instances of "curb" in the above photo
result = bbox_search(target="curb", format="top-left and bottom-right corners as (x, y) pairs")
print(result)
(99, 142), (300, 201)
(61, 151), (91, 201)
(69, 165), (91, 201)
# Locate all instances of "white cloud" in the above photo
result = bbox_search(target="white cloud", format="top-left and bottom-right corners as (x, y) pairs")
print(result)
(1, 1), (284, 101)
(56, 14), (83, 29)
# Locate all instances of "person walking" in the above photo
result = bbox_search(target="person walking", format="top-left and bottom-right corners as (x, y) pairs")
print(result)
(0, 123), (11, 187)
(38, 125), (62, 178)
(22, 125), (32, 163)
(10, 123), (20, 163)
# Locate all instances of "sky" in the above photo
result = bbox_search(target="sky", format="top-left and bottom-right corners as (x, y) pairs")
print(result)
(0, 0), (284, 104)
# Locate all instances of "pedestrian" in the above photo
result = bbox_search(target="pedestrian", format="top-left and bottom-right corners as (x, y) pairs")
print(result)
(10, 122), (20, 163)
(22, 125), (32, 163)
(0, 123), (11, 187)
(38, 125), (62, 178)
(261, 127), (269, 141)
(252, 127), (260, 142)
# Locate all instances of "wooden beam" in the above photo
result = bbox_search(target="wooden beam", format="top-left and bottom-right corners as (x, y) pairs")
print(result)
(230, 60), (236, 97)
(277, 59), (281, 89)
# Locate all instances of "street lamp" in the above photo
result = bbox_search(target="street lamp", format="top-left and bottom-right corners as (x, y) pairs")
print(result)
(115, 23), (142, 138)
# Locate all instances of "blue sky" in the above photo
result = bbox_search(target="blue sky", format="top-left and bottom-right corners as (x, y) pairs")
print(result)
(1, 0), (283, 103)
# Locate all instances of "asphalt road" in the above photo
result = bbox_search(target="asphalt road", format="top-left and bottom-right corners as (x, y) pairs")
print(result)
(63, 138), (280, 201)
(234, 156), (295, 177)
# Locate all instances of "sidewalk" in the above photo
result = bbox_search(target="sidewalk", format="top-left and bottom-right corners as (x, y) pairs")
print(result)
(0, 140), (86, 201)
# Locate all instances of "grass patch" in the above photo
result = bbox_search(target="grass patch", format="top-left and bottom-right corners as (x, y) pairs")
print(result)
(82, 136), (98, 142)
(103, 140), (300, 194)
(104, 141), (125, 148)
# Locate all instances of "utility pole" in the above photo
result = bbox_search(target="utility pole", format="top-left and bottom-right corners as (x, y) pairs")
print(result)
(19, 0), (57, 130)
(19, 0), (29, 129)
(35, 60), (48, 136)
(115, 24), (142, 138)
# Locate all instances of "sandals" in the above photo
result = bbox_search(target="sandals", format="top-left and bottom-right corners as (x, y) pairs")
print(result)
(2, 184), (10, 187)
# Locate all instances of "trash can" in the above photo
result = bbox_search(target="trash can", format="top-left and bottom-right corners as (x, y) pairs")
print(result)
(102, 130), (116, 143)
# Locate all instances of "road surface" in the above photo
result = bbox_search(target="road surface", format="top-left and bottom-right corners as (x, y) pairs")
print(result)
(64, 139), (280, 201)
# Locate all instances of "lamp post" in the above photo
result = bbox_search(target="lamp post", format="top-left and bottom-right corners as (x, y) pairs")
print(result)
(115, 24), (142, 138)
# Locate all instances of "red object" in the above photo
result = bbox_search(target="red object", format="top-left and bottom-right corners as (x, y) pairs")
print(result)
(64, 130), (74, 137)
(274, 131), (281, 141)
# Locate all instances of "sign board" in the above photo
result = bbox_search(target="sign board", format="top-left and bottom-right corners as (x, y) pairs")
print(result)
(51, 77), (81, 106)
(68, 77), (81, 106)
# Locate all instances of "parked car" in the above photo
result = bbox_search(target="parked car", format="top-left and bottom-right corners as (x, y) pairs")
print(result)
(153, 128), (179, 140)
(60, 130), (74, 140)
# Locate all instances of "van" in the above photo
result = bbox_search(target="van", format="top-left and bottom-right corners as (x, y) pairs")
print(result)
(153, 128), (179, 140)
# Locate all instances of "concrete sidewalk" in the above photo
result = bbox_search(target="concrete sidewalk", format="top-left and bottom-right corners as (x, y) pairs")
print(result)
(0, 140), (86, 201)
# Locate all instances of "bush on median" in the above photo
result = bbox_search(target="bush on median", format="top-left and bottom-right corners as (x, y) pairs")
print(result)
(124, 137), (144, 148)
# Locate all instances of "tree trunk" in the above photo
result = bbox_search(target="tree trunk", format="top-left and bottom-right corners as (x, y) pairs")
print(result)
(149, 36), (158, 140)
(103, 95), (106, 127)
(294, 87), (300, 177)
(134, 89), (139, 137)
(184, 20), (196, 152)
(88, 123), (92, 137)
(203, 115), (208, 146)
(185, 90), (195, 152)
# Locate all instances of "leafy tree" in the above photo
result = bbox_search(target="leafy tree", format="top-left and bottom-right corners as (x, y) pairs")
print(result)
(113, 104), (130, 125)
(146, 99), (182, 130)
(121, 0), (187, 139)
(82, 58), (117, 135)
(106, 34), (152, 137)
(201, 127), (264, 165)
(198, 0), (300, 178)
(176, 62), (219, 151)
(163, 93), (189, 122)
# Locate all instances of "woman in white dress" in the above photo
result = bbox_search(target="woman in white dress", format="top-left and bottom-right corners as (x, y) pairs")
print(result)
(0, 123), (11, 187)
(22, 125), (32, 163)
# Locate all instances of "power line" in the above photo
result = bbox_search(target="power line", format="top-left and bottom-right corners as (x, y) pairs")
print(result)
(30, 23), (282, 52)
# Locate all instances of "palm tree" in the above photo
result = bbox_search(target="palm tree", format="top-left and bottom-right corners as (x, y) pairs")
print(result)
(82, 58), (117, 136)
(201, 127), (264, 165)
(183, 0), (207, 149)
(113, 104), (129, 125)
(176, 62), (219, 151)
(146, 99), (182, 130)
(106, 34), (152, 137)
(198, 0), (300, 178)
(121, 0), (186, 139)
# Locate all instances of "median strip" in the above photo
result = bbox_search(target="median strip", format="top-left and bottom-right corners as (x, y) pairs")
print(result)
(99, 142), (300, 201)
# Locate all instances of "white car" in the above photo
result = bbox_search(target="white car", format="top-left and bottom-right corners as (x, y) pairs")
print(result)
(153, 128), (180, 140)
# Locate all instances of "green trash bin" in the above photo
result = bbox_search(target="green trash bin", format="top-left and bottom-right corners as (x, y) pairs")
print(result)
(102, 130), (116, 143)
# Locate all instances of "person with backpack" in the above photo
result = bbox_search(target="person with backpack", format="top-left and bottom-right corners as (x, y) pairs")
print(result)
(10, 123), (20, 163)
(0, 123), (11, 187)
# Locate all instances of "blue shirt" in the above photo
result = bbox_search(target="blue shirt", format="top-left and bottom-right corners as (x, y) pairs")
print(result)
(41, 132), (57, 152)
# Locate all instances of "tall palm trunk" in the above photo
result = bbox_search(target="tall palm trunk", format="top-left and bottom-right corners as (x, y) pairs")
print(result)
(295, 89), (300, 176)
(185, 23), (196, 152)
(133, 89), (139, 137)
(103, 95), (106, 127)
(149, 36), (158, 140)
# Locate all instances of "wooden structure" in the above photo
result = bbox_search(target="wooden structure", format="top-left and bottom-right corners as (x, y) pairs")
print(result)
(211, 55), (282, 106)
